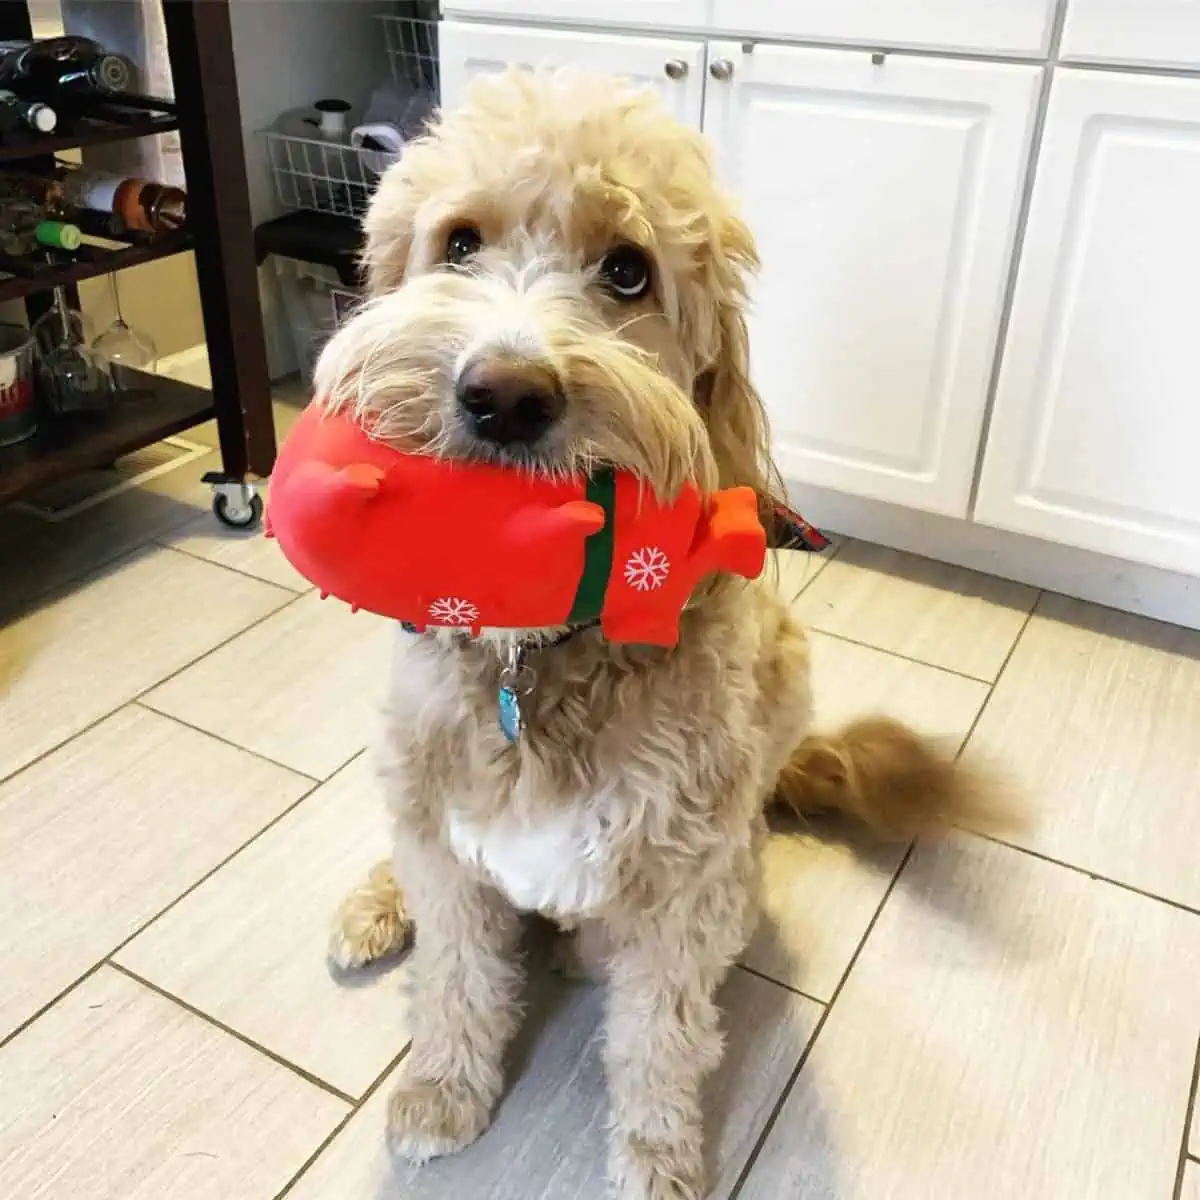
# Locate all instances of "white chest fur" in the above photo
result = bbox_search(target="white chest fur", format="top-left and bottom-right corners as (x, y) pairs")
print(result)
(446, 804), (617, 917)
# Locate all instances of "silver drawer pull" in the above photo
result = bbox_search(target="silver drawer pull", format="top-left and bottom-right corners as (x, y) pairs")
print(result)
(664, 58), (688, 80)
(709, 58), (734, 82)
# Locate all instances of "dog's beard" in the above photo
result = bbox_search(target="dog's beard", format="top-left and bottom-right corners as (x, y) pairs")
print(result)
(313, 264), (718, 498)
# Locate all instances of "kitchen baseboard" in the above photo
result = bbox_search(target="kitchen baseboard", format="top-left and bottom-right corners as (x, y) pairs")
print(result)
(788, 481), (1200, 634)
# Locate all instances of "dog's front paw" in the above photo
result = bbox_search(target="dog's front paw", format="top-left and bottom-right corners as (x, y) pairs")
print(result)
(610, 1136), (704, 1200)
(386, 1075), (492, 1164)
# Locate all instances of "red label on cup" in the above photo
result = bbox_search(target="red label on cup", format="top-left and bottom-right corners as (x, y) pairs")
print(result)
(0, 375), (32, 417)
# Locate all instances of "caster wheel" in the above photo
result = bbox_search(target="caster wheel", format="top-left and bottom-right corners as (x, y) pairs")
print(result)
(213, 490), (263, 530)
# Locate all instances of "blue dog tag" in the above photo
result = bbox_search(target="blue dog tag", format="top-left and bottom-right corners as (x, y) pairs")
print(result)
(498, 684), (522, 743)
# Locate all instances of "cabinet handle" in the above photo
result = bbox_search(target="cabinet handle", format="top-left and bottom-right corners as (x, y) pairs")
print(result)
(709, 58), (734, 82)
(664, 58), (688, 80)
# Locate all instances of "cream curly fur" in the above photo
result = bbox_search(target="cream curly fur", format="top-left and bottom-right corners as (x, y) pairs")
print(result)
(322, 69), (1002, 1200)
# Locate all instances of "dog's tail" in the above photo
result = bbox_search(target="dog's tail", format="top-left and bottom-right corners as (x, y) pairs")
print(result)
(771, 716), (1018, 841)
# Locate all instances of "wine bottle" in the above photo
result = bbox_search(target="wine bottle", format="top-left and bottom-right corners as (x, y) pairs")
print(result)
(0, 168), (187, 236)
(0, 201), (80, 256)
(0, 36), (132, 102)
(0, 89), (56, 134)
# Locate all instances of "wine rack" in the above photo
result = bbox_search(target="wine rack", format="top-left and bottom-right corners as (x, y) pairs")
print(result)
(0, 2), (274, 510)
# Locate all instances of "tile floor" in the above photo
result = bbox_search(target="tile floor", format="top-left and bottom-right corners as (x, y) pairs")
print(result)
(2, 395), (1199, 1199)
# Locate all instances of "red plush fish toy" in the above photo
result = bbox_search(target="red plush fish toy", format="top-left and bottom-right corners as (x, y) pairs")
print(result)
(265, 403), (768, 648)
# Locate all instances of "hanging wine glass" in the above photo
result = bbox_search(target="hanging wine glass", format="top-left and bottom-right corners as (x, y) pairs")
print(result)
(91, 271), (157, 375)
(32, 286), (112, 415)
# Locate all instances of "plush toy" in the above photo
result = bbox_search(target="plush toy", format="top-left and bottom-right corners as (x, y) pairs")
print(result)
(265, 403), (769, 647)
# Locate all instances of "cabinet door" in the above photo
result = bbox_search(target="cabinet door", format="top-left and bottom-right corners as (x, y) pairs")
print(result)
(976, 71), (1200, 576)
(709, 0), (1056, 56)
(1061, 0), (1200, 71)
(439, 20), (705, 128)
(703, 44), (1041, 515)
(441, 0), (711, 35)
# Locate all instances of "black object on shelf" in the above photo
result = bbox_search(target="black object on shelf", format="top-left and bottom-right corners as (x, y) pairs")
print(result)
(0, 108), (177, 163)
(0, 368), (214, 504)
(254, 209), (363, 287)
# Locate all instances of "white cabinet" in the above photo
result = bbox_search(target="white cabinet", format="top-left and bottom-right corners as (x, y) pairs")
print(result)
(703, 44), (1041, 515)
(1061, 0), (1200, 71)
(441, 0), (711, 34)
(438, 20), (706, 127)
(710, 0), (1057, 57)
(976, 71), (1200, 576)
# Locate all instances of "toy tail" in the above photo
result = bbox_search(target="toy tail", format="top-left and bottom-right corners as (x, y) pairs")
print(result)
(771, 717), (1022, 841)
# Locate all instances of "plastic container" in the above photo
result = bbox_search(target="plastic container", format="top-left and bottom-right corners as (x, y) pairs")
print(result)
(0, 322), (36, 447)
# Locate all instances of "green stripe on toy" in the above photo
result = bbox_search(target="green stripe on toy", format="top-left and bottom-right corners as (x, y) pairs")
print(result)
(566, 467), (615, 624)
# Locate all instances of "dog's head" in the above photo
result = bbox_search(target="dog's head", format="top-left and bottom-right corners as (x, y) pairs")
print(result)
(315, 68), (779, 503)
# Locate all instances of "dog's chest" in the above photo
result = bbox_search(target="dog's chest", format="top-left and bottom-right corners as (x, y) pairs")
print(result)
(446, 802), (618, 917)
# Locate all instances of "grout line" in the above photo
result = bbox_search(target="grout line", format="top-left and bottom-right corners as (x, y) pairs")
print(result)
(955, 598), (1041, 753)
(273, 1042), (414, 1200)
(0, 751), (365, 1056)
(0, 586), (305, 791)
(107, 961), (359, 1107)
(131, 701), (322, 784)
(1174, 1034), (1200, 1199)
(735, 962), (827, 1008)
(156, 534), (314, 597)
(727, 841), (917, 1199)
(0, 961), (107, 1055)
(978, 832), (1200, 920)
(807, 626), (1003, 686)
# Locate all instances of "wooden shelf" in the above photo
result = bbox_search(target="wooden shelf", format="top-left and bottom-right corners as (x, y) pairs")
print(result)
(0, 108), (178, 165)
(254, 210), (362, 286)
(0, 368), (214, 504)
(0, 228), (193, 303)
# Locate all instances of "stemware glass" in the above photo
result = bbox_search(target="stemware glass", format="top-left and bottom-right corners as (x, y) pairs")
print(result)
(32, 286), (112, 415)
(91, 271), (157, 374)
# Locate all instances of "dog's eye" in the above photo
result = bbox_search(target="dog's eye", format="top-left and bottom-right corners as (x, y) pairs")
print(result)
(599, 246), (652, 300)
(445, 225), (482, 266)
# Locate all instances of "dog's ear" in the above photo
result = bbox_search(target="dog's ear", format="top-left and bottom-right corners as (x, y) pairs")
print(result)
(361, 158), (419, 296)
(697, 213), (785, 508)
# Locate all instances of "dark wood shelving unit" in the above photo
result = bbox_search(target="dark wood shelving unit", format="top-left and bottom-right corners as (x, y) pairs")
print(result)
(0, 108), (178, 164)
(0, 228), (193, 302)
(0, 1), (274, 511)
(0, 369), (213, 504)
(254, 210), (362, 287)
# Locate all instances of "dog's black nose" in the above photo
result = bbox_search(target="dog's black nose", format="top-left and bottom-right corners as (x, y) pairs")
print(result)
(456, 356), (566, 447)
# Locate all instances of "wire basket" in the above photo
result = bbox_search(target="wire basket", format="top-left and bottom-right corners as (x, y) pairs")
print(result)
(264, 131), (398, 219)
(379, 3), (440, 97)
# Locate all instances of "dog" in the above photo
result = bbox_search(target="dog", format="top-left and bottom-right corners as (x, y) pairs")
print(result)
(320, 68), (1002, 1200)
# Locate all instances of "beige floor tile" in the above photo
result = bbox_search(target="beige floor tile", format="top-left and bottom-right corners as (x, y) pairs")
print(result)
(0, 967), (347, 1200)
(1184, 1161), (1200, 1200)
(792, 541), (1038, 680)
(142, 588), (393, 779)
(117, 754), (409, 1098)
(0, 546), (292, 780)
(739, 835), (1200, 1200)
(770, 544), (838, 606)
(970, 593), (1200, 910)
(163, 487), (310, 592)
(0, 706), (310, 1041)
(0, 447), (224, 622)
(288, 965), (818, 1200)
(744, 632), (989, 998)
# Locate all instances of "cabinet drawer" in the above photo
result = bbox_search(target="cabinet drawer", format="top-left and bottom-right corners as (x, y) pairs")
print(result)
(709, 0), (1057, 56)
(1061, 0), (1200, 70)
(438, 21), (706, 127)
(441, 0), (712, 32)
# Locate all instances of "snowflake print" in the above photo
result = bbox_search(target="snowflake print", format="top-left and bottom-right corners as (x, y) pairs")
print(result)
(623, 546), (671, 591)
(427, 596), (480, 626)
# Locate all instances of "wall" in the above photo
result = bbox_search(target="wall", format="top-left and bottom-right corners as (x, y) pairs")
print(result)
(229, 0), (391, 376)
